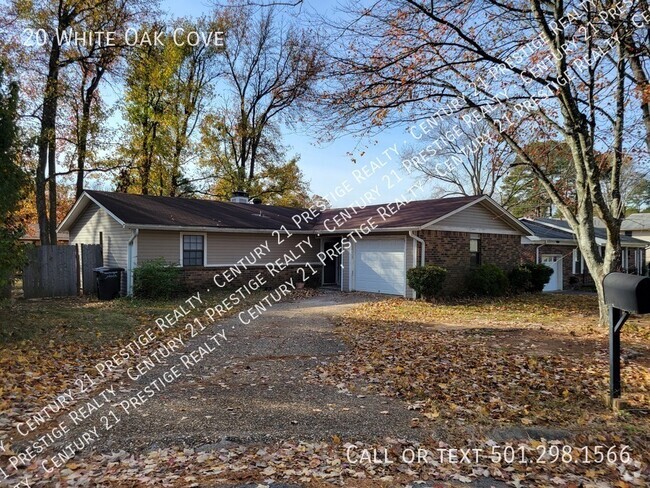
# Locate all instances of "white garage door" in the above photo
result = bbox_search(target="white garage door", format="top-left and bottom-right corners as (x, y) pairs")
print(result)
(354, 238), (406, 295)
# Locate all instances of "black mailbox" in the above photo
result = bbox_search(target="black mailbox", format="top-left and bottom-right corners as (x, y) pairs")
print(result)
(603, 272), (650, 314)
(602, 272), (650, 407)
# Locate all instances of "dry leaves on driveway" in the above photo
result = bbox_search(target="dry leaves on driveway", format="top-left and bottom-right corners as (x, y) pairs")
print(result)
(11, 437), (646, 487)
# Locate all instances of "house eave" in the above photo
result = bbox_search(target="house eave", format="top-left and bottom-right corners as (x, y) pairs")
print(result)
(523, 236), (577, 245)
(314, 226), (419, 235)
(58, 191), (127, 233)
(126, 224), (315, 234)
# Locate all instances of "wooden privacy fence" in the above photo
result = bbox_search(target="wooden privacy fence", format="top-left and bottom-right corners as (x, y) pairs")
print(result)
(22, 244), (102, 299)
(80, 244), (103, 295)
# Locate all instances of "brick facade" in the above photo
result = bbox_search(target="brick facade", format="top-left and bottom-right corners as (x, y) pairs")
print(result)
(181, 265), (322, 291)
(521, 244), (646, 291)
(521, 244), (589, 290)
(416, 230), (522, 294)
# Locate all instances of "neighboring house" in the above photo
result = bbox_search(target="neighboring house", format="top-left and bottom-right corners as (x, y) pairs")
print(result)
(521, 217), (647, 292)
(19, 223), (69, 245)
(58, 191), (532, 297)
(619, 213), (650, 264)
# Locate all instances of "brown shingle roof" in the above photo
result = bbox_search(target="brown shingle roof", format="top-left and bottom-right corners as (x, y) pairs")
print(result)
(20, 223), (69, 242)
(86, 191), (309, 230)
(77, 191), (497, 232)
(312, 195), (481, 231)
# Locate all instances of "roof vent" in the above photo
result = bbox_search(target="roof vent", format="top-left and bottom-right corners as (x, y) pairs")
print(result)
(230, 190), (249, 204)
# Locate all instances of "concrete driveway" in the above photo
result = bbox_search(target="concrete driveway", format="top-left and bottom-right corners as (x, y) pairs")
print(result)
(70, 292), (420, 453)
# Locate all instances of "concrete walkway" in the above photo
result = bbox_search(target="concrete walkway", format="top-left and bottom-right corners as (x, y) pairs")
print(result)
(70, 292), (420, 453)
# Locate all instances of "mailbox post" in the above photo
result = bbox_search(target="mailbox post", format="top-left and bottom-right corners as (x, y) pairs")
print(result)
(608, 305), (624, 400)
(603, 272), (650, 407)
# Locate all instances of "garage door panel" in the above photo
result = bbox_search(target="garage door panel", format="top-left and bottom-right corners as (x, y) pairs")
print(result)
(354, 239), (405, 295)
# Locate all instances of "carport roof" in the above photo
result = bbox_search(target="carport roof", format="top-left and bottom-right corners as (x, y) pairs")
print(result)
(520, 219), (575, 240)
(523, 217), (647, 246)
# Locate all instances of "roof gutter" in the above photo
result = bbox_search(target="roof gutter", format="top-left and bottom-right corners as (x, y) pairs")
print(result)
(528, 237), (577, 245)
(315, 226), (419, 235)
(126, 224), (315, 234)
(124, 224), (423, 234)
(409, 230), (426, 267)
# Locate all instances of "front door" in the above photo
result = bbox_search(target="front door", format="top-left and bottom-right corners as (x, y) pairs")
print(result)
(322, 241), (339, 285)
(541, 254), (562, 291)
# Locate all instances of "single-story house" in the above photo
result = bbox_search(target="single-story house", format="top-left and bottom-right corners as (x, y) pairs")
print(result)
(521, 217), (647, 292)
(57, 190), (532, 297)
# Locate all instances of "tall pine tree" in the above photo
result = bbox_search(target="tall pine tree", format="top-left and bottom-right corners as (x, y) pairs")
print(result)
(0, 63), (27, 297)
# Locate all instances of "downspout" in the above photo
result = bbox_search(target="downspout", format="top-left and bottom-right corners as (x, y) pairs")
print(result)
(535, 243), (544, 264)
(409, 230), (426, 266)
(127, 229), (139, 296)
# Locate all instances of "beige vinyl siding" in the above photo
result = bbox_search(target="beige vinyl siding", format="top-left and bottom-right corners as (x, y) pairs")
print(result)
(68, 202), (130, 269)
(207, 233), (319, 265)
(137, 231), (180, 265)
(427, 202), (519, 234)
(136, 230), (321, 266)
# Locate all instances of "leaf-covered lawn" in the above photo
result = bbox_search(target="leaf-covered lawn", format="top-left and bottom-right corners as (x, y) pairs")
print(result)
(0, 291), (269, 446)
(362, 293), (650, 342)
(2, 292), (648, 487)
(305, 293), (650, 486)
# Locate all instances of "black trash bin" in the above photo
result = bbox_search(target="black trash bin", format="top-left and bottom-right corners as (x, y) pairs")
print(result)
(94, 267), (124, 300)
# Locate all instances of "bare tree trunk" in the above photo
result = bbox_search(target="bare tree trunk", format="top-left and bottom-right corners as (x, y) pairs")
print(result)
(139, 120), (155, 195)
(37, 36), (62, 245)
(35, 158), (48, 245)
(627, 51), (650, 154)
(76, 113), (88, 199)
(76, 67), (104, 199)
(48, 139), (57, 244)
(631, 0), (650, 153)
(169, 105), (190, 197)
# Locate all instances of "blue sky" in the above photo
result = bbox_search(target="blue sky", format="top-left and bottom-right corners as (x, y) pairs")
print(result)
(151, 0), (425, 206)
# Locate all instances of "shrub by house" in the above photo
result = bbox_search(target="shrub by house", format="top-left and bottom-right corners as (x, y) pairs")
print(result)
(407, 265), (447, 300)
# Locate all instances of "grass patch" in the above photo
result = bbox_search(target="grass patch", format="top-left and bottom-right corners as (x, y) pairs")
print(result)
(0, 299), (139, 346)
(0, 290), (264, 347)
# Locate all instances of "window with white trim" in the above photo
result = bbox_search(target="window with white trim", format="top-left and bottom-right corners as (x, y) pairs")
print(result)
(182, 235), (204, 266)
(622, 247), (628, 272)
